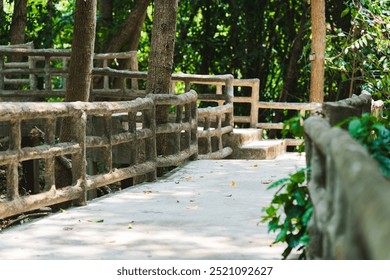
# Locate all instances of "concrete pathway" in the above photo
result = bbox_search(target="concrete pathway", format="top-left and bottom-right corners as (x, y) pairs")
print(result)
(0, 153), (306, 260)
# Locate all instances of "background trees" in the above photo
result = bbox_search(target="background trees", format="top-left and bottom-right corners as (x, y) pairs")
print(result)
(0, 0), (388, 109)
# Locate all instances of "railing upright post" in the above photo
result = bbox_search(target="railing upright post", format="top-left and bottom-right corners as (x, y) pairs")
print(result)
(72, 110), (87, 206)
(145, 99), (157, 181)
(0, 54), (4, 90)
(7, 120), (21, 200)
(44, 55), (52, 90)
(130, 51), (139, 90)
(251, 79), (260, 128)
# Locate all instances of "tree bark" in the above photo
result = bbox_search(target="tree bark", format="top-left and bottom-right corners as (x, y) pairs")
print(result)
(105, 0), (151, 53)
(99, 0), (113, 23)
(146, 0), (178, 163)
(269, 3), (309, 139)
(64, 0), (97, 103)
(10, 0), (27, 45)
(146, 0), (178, 95)
(57, 0), (97, 189)
(310, 0), (326, 103)
(279, 3), (309, 103)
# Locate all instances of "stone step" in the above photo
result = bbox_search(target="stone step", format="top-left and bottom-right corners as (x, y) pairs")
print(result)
(228, 140), (286, 160)
(222, 128), (262, 148)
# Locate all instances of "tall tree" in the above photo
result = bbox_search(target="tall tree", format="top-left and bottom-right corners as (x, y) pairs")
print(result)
(105, 0), (151, 54)
(99, 0), (113, 23)
(64, 0), (97, 103)
(57, 0), (97, 188)
(10, 0), (28, 45)
(146, 0), (178, 94)
(310, 0), (326, 103)
(146, 0), (178, 160)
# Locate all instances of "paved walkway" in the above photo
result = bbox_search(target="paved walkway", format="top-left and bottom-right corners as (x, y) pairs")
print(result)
(0, 153), (305, 260)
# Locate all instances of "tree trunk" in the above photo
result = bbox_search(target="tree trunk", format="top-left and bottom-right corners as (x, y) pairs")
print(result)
(99, 0), (113, 23)
(45, 0), (55, 48)
(112, 0), (149, 71)
(64, 0), (97, 103)
(146, 0), (178, 95)
(57, 0), (97, 189)
(269, 3), (309, 139)
(10, 0), (27, 45)
(310, 0), (326, 103)
(105, 0), (151, 53)
(199, 0), (214, 74)
(146, 0), (178, 165)
(279, 4), (309, 103)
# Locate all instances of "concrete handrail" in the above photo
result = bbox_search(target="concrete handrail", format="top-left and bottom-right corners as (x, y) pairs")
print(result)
(0, 91), (200, 220)
(304, 116), (390, 259)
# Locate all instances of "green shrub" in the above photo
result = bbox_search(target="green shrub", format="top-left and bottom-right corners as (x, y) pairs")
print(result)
(345, 113), (390, 177)
(261, 168), (312, 259)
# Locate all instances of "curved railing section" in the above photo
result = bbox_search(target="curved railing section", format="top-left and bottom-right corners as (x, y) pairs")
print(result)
(0, 91), (202, 220)
(304, 93), (388, 259)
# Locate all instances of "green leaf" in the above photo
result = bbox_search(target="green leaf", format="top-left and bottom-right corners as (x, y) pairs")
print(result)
(267, 178), (288, 190)
(290, 170), (305, 184)
(265, 205), (277, 216)
(285, 205), (305, 220)
(301, 207), (313, 226)
(293, 188), (307, 206)
(348, 118), (362, 137)
(268, 217), (281, 232)
(299, 234), (310, 246)
(341, 7), (350, 18)
(275, 227), (288, 243)
(286, 234), (301, 249)
(87, 219), (104, 223)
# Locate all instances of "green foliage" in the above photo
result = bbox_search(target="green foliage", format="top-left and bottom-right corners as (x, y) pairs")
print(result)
(345, 113), (390, 177)
(261, 168), (312, 259)
(326, 0), (390, 101)
(281, 112), (306, 152)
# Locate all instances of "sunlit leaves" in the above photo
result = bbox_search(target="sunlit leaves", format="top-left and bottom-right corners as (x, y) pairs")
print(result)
(346, 113), (390, 177)
(326, 0), (390, 100)
(261, 167), (312, 260)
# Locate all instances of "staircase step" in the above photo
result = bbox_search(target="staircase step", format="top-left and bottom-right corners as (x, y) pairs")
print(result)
(228, 140), (286, 160)
(223, 128), (262, 149)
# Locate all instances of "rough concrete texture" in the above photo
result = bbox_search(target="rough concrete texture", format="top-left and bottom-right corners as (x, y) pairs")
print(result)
(0, 153), (305, 260)
(224, 129), (286, 160)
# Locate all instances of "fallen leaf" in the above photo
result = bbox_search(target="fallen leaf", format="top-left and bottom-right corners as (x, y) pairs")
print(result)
(231, 181), (236, 187)
(185, 176), (192, 180)
(128, 224), (133, 229)
(199, 176), (204, 179)
(63, 227), (73, 231)
(143, 191), (152, 194)
(87, 219), (104, 223)
(261, 180), (273, 184)
(250, 164), (258, 168)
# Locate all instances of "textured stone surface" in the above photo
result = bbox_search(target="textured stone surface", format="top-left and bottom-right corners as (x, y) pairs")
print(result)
(0, 154), (305, 260)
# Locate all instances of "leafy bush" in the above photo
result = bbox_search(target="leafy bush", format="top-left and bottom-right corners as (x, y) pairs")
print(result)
(282, 112), (306, 152)
(261, 168), (312, 259)
(346, 113), (390, 177)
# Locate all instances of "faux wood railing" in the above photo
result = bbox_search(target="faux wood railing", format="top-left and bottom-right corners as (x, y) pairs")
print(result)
(304, 93), (389, 259)
(0, 91), (201, 220)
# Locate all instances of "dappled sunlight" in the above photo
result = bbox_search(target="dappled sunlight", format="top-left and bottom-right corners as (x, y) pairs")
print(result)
(0, 156), (304, 260)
